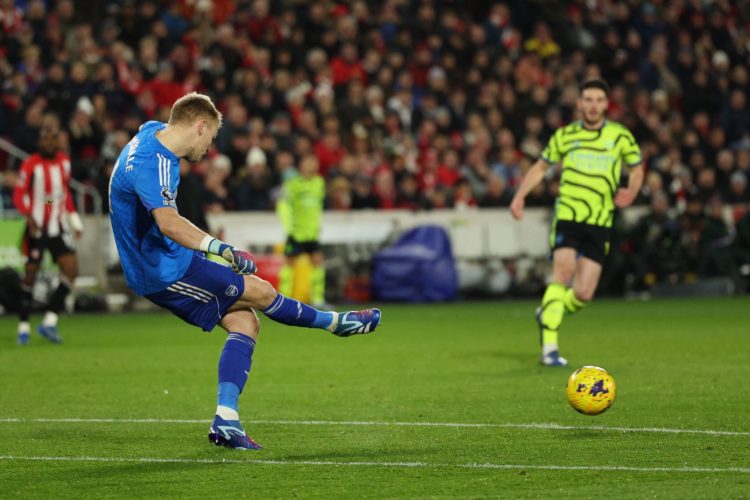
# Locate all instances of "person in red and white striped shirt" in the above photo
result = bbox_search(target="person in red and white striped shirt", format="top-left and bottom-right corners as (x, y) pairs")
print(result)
(12, 119), (83, 345)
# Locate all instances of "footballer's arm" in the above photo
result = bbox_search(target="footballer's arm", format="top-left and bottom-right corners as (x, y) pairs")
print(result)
(152, 207), (208, 250)
(152, 207), (256, 274)
(614, 163), (644, 208)
(510, 158), (553, 220)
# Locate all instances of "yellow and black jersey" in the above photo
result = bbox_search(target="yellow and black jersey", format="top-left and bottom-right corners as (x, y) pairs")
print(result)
(541, 120), (641, 228)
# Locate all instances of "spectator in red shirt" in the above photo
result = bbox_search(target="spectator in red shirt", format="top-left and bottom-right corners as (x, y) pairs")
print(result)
(436, 150), (462, 188)
(313, 133), (346, 178)
(330, 42), (366, 87)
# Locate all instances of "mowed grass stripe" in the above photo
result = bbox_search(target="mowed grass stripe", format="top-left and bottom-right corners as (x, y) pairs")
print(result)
(1, 455), (749, 474)
(1, 417), (749, 437)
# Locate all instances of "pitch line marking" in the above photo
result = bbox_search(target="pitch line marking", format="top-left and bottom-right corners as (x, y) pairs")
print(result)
(0, 455), (748, 474)
(0, 418), (748, 437)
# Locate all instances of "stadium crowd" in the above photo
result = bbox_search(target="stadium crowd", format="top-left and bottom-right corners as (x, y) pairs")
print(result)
(1, 0), (750, 286)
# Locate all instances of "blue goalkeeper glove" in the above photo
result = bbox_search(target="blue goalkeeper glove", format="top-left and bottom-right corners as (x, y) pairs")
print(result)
(203, 238), (257, 275)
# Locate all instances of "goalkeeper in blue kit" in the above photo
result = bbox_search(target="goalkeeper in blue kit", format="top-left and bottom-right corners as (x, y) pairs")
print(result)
(109, 93), (381, 449)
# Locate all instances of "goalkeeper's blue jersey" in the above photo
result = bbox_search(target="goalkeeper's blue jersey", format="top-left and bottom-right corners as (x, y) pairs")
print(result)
(109, 121), (194, 295)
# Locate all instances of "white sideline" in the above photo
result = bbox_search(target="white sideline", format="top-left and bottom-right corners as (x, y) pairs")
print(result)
(0, 417), (749, 437)
(0, 455), (748, 474)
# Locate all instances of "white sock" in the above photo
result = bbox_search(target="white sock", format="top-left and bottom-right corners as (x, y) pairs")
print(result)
(326, 311), (339, 332)
(18, 322), (30, 334)
(542, 344), (559, 356)
(42, 311), (58, 327)
(216, 405), (239, 421)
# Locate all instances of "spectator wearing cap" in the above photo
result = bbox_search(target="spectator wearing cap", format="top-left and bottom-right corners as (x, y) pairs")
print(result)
(726, 171), (750, 206)
(233, 146), (272, 211)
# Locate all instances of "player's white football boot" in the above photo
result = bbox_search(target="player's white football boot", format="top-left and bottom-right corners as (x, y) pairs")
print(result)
(540, 350), (568, 367)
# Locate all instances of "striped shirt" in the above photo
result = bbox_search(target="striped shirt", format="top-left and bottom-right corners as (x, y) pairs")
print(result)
(13, 152), (75, 237)
(541, 120), (642, 228)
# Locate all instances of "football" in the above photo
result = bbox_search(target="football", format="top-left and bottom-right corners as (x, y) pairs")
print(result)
(566, 366), (617, 415)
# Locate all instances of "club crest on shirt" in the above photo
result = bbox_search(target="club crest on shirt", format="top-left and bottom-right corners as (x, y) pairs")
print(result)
(161, 187), (176, 206)
(225, 285), (239, 297)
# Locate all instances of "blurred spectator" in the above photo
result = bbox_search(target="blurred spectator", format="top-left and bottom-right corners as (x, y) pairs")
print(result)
(395, 174), (422, 210)
(176, 160), (209, 232)
(204, 154), (232, 213)
(698, 198), (734, 277)
(234, 146), (272, 210)
(479, 175), (513, 208)
(629, 191), (683, 287)
(726, 172), (750, 206)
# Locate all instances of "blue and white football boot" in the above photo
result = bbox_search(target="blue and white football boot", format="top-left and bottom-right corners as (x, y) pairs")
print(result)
(329, 308), (381, 337)
(38, 324), (63, 344)
(208, 415), (262, 450)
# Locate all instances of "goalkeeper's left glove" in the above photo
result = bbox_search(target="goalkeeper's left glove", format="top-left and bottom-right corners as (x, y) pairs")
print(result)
(200, 236), (257, 274)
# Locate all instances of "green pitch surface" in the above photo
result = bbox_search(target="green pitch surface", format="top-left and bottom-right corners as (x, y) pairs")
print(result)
(1, 298), (749, 498)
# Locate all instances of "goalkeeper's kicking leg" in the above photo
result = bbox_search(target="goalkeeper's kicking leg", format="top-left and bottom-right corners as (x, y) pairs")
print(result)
(201, 234), (380, 337)
(234, 273), (380, 337)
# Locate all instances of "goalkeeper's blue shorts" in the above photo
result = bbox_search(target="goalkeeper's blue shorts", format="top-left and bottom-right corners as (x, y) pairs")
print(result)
(145, 251), (245, 332)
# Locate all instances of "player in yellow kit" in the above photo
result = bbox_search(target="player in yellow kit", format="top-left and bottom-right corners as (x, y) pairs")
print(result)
(276, 154), (327, 307)
(510, 79), (644, 366)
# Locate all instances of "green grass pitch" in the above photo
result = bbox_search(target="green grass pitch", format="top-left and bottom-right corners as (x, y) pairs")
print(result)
(1, 298), (749, 498)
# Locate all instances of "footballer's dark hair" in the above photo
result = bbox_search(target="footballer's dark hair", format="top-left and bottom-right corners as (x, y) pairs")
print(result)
(579, 78), (610, 97)
(169, 92), (223, 126)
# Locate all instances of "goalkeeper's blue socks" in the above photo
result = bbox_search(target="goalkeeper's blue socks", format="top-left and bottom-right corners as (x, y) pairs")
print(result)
(262, 293), (334, 330)
(215, 333), (255, 420)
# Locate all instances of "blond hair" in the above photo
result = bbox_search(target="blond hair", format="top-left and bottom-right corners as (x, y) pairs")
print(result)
(169, 92), (223, 126)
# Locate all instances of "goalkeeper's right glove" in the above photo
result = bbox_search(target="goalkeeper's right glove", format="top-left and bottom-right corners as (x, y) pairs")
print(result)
(200, 236), (257, 275)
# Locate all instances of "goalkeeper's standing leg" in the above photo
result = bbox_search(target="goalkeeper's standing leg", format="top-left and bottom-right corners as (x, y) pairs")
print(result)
(209, 309), (263, 450)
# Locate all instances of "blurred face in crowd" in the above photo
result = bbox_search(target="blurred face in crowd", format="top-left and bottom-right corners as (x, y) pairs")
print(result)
(578, 88), (608, 127)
